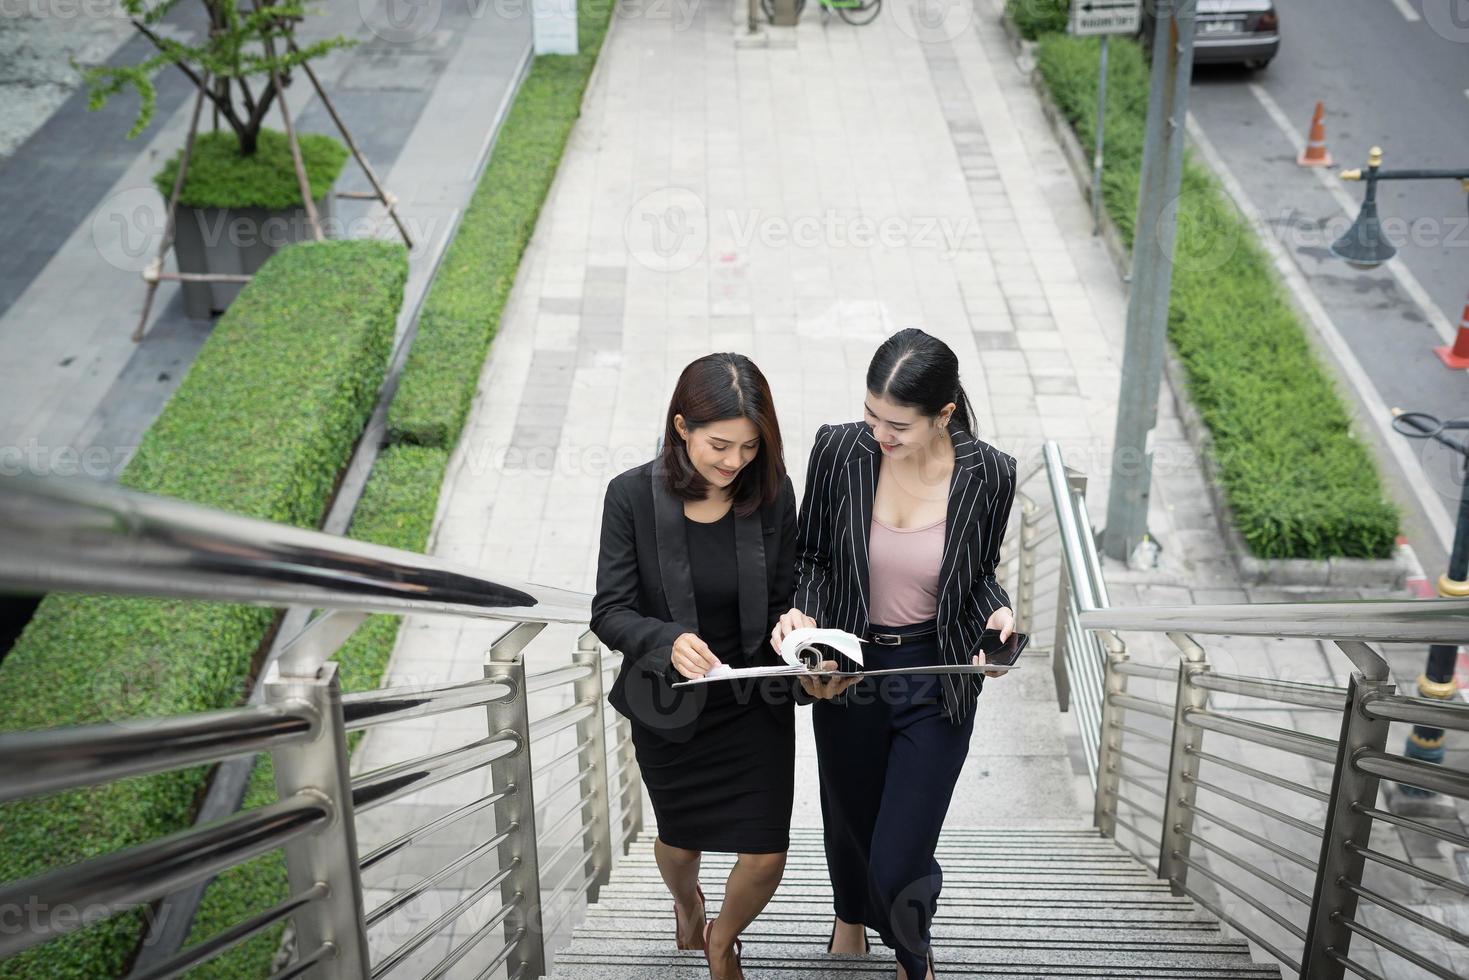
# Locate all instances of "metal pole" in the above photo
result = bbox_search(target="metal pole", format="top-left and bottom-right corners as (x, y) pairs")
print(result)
(1102, 0), (1197, 562)
(486, 625), (547, 980)
(1158, 634), (1207, 892)
(1092, 35), (1109, 236)
(1301, 673), (1394, 979)
(573, 631), (614, 904)
(1094, 633), (1129, 835)
(265, 660), (371, 978)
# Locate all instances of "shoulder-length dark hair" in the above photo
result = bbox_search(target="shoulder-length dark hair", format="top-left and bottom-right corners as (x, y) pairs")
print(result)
(660, 353), (785, 517)
(865, 327), (977, 436)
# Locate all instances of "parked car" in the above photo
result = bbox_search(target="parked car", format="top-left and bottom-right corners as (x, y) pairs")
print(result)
(1140, 0), (1280, 71)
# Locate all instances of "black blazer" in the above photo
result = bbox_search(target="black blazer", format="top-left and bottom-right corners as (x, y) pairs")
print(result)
(590, 458), (804, 742)
(793, 420), (1018, 724)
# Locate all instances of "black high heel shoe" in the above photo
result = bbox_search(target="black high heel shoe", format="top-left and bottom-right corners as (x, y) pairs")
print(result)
(826, 918), (871, 954)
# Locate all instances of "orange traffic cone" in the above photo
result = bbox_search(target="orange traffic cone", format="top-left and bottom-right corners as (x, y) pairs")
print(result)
(1298, 102), (1333, 167)
(1433, 294), (1469, 370)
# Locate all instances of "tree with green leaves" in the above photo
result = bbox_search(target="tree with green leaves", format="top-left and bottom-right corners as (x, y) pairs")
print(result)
(83, 0), (353, 157)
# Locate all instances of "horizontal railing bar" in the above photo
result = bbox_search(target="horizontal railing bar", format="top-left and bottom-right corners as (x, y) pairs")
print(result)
(1118, 723), (1172, 745)
(0, 471), (593, 624)
(1354, 749), (1469, 800)
(1180, 881), (1302, 975)
(530, 699), (597, 742)
(371, 860), (518, 978)
(1343, 879), (1469, 952)
(365, 826), (514, 928)
(1109, 692), (1173, 720)
(532, 737), (595, 779)
(0, 794), (328, 959)
(539, 822), (592, 881)
(1115, 747), (1169, 776)
(1178, 829), (1312, 905)
(1114, 661), (1176, 681)
(126, 883), (327, 980)
(0, 704), (318, 805)
(266, 942), (335, 980)
(359, 789), (510, 873)
(1190, 748), (1330, 803)
(526, 662), (596, 694)
(1113, 791), (1162, 819)
(1183, 801), (1317, 870)
(1115, 771), (1166, 798)
(545, 849), (598, 903)
(537, 765), (594, 817)
(543, 865), (601, 938)
(471, 929), (526, 980)
(423, 900), (519, 980)
(1078, 598), (1469, 645)
(1349, 842), (1469, 899)
(1111, 812), (1160, 848)
(539, 791), (594, 845)
(1184, 708), (1338, 763)
(352, 733), (519, 813)
(1191, 671), (1346, 710)
(1353, 803), (1469, 852)
(1188, 775), (1324, 839)
(1362, 692), (1469, 733)
(1336, 913), (1468, 980)
(1171, 853), (1307, 941)
(343, 677), (514, 731)
(1328, 948), (1388, 980)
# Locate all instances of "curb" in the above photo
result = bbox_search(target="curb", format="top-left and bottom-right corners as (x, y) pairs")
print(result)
(996, 9), (1408, 592)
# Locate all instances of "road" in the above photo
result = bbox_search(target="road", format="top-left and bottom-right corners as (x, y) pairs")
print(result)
(1187, 0), (1469, 582)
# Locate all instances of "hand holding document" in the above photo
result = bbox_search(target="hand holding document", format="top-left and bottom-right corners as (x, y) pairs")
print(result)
(671, 628), (1023, 687)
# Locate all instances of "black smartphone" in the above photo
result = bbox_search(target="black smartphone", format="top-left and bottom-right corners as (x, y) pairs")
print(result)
(977, 628), (1029, 667)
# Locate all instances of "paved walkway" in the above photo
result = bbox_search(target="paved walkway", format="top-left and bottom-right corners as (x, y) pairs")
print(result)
(0, 0), (531, 482)
(295, 1), (1459, 978)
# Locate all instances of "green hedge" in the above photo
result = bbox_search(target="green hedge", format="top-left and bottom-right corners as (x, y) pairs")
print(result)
(387, 0), (615, 447)
(0, 239), (407, 979)
(154, 128), (350, 210)
(180, 444), (450, 979)
(1007, 0), (1069, 40)
(1033, 34), (1399, 559)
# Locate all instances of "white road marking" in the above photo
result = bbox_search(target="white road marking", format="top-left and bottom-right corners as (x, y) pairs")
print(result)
(1248, 81), (1457, 347)
(1387, 0), (1421, 22)
(1185, 112), (1457, 550)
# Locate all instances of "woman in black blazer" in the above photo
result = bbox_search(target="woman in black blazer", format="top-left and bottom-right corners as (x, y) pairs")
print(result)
(772, 328), (1019, 980)
(591, 352), (813, 980)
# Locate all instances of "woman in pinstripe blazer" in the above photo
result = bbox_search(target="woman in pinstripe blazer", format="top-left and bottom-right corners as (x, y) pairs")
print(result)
(772, 328), (1019, 980)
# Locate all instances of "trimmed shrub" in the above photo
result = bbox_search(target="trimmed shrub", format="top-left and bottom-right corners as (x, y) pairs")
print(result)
(1007, 0), (1070, 40)
(0, 239), (407, 979)
(387, 0), (615, 447)
(153, 129), (350, 211)
(1033, 34), (1398, 558)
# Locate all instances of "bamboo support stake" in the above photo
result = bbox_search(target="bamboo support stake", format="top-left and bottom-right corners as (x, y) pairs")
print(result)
(255, 0), (322, 243)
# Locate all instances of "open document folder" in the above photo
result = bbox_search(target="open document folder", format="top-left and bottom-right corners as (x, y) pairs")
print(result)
(670, 627), (1019, 688)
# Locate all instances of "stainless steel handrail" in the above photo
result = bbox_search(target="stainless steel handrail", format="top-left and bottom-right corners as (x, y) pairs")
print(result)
(342, 676), (516, 730)
(0, 703), (319, 804)
(1080, 598), (1469, 645)
(0, 471), (592, 627)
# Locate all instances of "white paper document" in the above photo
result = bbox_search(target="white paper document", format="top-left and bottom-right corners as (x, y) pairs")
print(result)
(670, 627), (1017, 687)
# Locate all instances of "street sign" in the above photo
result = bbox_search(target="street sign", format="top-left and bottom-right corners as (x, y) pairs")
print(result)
(1070, 0), (1141, 36)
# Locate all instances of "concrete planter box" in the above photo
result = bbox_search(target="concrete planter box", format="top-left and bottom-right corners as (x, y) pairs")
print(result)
(172, 189), (336, 319)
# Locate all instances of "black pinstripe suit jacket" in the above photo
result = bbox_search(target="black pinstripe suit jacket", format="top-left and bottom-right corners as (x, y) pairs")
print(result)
(793, 420), (1018, 723)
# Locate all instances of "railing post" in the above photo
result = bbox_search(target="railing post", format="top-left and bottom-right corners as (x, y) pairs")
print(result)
(573, 631), (614, 903)
(265, 658), (371, 978)
(1016, 501), (1039, 636)
(1052, 554), (1074, 714)
(610, 656), (644, 852)
(1301, 669), (1393, 979)
(486, 624), (547, 980)
(1158, 633), (1208, 893)
(1094, 631), (1127, 835)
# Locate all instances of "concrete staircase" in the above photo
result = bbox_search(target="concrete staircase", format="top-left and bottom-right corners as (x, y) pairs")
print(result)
(550, 827), (1282, 979)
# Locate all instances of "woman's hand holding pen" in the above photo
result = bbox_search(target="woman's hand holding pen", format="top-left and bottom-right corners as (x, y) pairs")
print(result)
(973, 605), (1015, 679)
(672, 633), (720, 679)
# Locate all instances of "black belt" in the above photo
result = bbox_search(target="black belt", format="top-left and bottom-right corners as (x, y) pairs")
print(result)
(866, 625), (938, 646)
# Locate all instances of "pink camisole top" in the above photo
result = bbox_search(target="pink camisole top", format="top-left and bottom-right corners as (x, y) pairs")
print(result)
(867, 514), (946, 626)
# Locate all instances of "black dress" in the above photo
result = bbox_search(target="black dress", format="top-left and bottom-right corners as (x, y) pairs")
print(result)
(628, 508), (796, 854)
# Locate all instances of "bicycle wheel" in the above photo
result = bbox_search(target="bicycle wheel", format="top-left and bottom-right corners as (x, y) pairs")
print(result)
(836, 0), (880, 25)
(760, 0), (808, 21)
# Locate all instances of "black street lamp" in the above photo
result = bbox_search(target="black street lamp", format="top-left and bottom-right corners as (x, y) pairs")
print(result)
(1387, 410), (1469, 801)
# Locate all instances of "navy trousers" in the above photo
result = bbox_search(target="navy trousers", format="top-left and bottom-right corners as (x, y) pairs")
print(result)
(812, 621), (976, 978)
